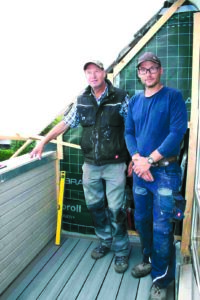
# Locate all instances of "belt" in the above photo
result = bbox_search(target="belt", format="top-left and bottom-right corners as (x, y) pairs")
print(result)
(151, 156), (178, 167)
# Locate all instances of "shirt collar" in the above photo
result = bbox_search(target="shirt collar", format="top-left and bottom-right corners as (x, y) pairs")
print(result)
(91, 84), (108, 103)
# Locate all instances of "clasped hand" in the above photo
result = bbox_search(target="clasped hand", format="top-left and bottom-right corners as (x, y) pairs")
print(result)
(132, 156), (154, 182)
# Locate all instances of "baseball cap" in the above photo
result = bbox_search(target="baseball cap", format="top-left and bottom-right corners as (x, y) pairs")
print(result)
(83, 60), (104, 71)
(137, 52), (161, 68)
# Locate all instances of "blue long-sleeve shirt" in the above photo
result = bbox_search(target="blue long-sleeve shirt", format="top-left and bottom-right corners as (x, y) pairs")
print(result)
(125, 86), (188, 158)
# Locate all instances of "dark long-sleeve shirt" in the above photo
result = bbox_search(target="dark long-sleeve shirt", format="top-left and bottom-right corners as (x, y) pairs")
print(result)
(125, 86), (188, 158)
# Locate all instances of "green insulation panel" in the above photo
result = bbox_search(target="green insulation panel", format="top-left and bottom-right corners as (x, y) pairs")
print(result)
(115, 12), (194, 119)
(61, 126), (95, 234)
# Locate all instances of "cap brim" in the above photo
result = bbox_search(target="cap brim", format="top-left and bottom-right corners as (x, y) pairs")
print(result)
(83, 62), (104, 70)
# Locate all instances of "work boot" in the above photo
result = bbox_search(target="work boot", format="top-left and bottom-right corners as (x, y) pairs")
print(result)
(91, 244), (110, 259)
(114, 256), (129, 273)
(131, 262), (152, 278)
(149, 284), (167, 300)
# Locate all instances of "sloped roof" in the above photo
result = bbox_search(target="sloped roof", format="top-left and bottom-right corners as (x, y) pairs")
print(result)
(106, 0), (199, 73)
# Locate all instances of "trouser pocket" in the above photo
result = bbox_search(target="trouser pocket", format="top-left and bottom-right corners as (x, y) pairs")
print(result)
(171, 192), (186, 222)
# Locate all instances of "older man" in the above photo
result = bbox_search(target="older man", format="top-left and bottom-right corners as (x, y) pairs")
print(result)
(31, 60), (130, 273)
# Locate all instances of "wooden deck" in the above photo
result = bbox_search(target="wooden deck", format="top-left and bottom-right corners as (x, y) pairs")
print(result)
(1, 234), (175, 300)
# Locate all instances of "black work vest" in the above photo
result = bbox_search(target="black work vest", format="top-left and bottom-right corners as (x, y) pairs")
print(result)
(77, 81), (129, 166)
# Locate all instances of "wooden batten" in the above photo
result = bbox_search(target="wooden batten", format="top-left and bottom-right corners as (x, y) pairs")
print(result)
(0, 134), (81, 152)
(113, 0), (186, 77)
(56, 134), (64, 160)
(107, 73), (114, 84)
(55, 157), (61, 204)
(181, 12), (200, 257)
(10, 139), (33, 158)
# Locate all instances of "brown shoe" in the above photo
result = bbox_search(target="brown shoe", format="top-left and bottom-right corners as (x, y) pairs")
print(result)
(131, 262), (152, 278)
(114, 256), (129, 273)
(149, 284), (167, 300)
(91, 245), (110, 259)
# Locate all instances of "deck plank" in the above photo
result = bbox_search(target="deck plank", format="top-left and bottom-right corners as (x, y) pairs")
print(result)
(116, 245), (141, 300)
(17, 238), (80, 300)
(76, 251), (115, 300)
(137, 275), (152, 300)
(38, 239), (93, 300)
(0, 238), (61, 300)
(57, 242), (98, 300)
(96, 257), (124, 300)
(0, 235), (176, 300)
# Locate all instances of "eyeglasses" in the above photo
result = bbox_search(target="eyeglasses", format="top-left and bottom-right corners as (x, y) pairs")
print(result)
(138, 66), (160, 75)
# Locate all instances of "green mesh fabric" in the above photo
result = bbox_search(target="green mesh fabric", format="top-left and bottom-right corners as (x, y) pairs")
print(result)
(61, 127), (94, 234)
(115, 12), (193, 119)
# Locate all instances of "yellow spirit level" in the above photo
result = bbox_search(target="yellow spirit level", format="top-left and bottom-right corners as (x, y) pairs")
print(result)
(55, 171), (66, 245)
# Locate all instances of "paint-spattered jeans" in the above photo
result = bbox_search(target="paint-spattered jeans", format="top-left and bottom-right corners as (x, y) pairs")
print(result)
(82, 162), (129, 257)
(132, 162), (182, 288)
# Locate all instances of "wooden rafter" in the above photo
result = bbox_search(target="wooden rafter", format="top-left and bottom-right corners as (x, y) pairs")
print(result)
(113, 0), (186, 76)
(56, 134), (64, 160)
(0, 134), (81, 150)
(10, 139), (33, 158)
(107, 73), (114, 84)
(181, 12), (200, 257)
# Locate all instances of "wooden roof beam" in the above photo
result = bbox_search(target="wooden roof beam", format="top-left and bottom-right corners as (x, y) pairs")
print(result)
(181, 11), (200, 258)
(113, 0), (186, 77)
